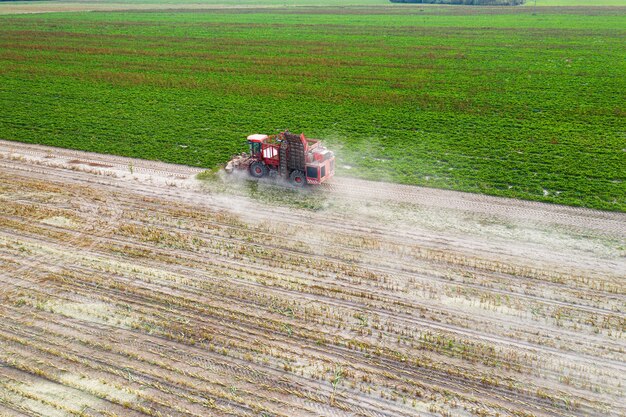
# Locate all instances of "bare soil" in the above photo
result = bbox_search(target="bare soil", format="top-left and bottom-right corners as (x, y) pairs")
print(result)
(0, 139), (624, 417)
(0, 2), (281, 15)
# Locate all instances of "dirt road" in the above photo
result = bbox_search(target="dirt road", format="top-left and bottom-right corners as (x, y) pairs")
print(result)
(0, 139), (624, 417)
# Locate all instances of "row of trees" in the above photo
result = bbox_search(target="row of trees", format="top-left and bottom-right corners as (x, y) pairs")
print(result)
(390, 0), (526, 4)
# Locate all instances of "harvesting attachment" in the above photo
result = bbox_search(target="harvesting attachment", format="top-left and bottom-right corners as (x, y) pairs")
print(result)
(225, 131), (335, 186)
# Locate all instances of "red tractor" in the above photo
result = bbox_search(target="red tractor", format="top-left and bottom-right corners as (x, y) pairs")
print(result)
(225, 131), (335, 186)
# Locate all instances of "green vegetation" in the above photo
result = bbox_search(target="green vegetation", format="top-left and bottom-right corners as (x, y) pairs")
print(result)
(529, 0), (626, 5)
(0, 4), (624, 210)
(390, 0), (525, 4)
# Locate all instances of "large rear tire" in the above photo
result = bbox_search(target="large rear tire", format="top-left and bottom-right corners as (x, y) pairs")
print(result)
(289, 170), (306, 187)
(249, 161), (268, 178)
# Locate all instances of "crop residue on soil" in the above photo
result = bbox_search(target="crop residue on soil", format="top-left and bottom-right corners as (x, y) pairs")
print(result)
(0, 141), (624, 417)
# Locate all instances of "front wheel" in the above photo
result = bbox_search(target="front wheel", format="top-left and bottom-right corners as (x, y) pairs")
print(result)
(289, 170), (306, 187)
(249, 161), (268, 178)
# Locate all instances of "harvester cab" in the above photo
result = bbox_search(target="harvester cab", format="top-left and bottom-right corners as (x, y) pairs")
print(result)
(225, 131), (335, 187)
(246, 134), (265, 158)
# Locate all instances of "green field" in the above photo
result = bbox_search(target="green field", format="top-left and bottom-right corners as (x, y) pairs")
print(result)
(0, 3), (624, 210)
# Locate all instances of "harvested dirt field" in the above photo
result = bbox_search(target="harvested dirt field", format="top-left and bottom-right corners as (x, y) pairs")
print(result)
(0, 3), (282, 15)
(0, 139), (624, 416)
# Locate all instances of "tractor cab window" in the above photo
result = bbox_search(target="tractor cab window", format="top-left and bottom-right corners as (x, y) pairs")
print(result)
(248, 141), (261, 156)
(306, 166), (318, 179)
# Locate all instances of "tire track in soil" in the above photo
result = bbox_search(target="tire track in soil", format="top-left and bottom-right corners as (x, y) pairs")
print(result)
(3, 211), (622, 370)
(0, 308), (418, 417)
(3, 170), (623, 319)
(0, 211), (620, 416)
(0, 238), (613, 417)
(0, 210), (620, 414)
(0, 142), (624, 417)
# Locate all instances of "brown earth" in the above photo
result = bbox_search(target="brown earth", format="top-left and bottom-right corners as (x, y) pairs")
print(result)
(1, 2), (624, 15)
(0, 3), (282, 15)
(0, 139), (624, 417)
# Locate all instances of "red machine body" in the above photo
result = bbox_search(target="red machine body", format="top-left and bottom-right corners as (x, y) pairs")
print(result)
(225, 131), (335, 186)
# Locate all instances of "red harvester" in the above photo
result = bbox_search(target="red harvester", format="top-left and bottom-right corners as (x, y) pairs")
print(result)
(225, 131), (335, 186)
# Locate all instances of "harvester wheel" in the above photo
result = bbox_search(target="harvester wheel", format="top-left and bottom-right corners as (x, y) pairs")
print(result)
(249, 161), (268, 178)
(289, 170), (306, 187)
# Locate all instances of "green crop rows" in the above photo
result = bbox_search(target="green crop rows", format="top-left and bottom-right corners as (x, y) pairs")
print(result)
(0, 4), (624, 210)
